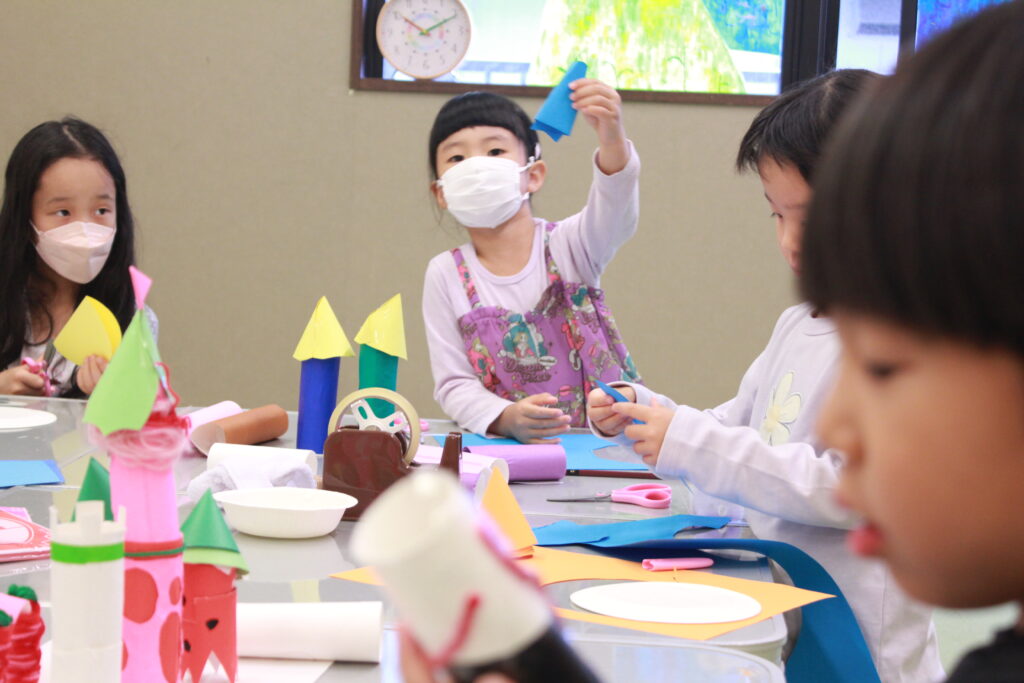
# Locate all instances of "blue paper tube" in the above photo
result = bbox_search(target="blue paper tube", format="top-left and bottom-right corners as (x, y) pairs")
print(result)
(296, 356), (340, 453)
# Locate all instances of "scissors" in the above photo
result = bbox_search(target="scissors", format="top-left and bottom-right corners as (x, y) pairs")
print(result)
(21, 342), (57, 397)
(546, 483), (672, 509)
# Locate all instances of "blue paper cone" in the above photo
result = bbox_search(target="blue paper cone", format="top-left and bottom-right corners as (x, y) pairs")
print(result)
(532, 61), (588, 141)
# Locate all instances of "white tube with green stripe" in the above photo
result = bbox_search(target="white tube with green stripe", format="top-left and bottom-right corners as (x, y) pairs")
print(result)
(49, 501), (126, 682)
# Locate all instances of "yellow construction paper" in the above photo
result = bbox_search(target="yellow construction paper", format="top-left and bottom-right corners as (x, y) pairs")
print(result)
(292, 296), (355, 360)
(354, 294), (407, 359)
(480, 472), (537, 554)
(53, 296), (121, 365)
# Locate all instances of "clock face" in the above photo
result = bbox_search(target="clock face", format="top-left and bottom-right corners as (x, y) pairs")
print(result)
(376, 0), (472, 80)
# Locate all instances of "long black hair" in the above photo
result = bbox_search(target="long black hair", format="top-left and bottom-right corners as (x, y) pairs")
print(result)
(0, 117), (137, 370)
(428, 91), (540, 179)
(736, 69), (879, 182)
(800, 1), (1024, 356)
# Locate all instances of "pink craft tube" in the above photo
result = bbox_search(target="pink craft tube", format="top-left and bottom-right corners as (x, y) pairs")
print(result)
(184, 400), (243, 435)
(465, 444), (566, 481)
(641, 557), (715, 572)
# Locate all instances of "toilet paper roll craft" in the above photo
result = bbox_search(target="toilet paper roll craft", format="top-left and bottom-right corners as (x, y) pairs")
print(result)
(293, 296), (354, 454)
(0, 610), (10, 676)
(351, 470), (598, 682)
(181, 489), (248, 683)
(49, 500), (126, 683)
(71, 456), (113, 522)
(3, 585), (44, 683)
(354, 294), (407, 418)
(321, 388), (420, 519)
(235, 602), (382, 663)
(531, 61), (587, 142)
(189, 404), (289, 455)
(83, 268), (187, 683)
(183, 401), (242, 436)
(52, 295), (122, 366)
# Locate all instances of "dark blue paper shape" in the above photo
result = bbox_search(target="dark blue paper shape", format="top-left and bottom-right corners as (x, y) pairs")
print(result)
(532, 61), (588, 141)
(533, 514), (731, 547)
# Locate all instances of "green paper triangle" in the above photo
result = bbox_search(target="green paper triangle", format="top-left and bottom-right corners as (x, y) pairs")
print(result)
(181, 490), (248, 574)
(72, 457), (113, 522)
(83, 309), (161, 435)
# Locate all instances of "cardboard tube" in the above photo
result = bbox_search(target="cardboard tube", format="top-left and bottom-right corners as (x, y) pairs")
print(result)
(235, 602), (382, 662)
(183, 401), (242, 435)
(191, 404), (289, 455)
(206, 443), (317, 475)
(465, 444), (566, 481)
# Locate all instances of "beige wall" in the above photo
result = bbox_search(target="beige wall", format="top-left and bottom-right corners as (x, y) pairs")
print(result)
(1, 1), (795, 417)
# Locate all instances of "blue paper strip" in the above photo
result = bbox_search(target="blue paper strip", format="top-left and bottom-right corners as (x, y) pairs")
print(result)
(531, 61), (588, 141)
(533, 515), (731, 547)
(450, 432), (649, 472)
(593, 538), (880, 683)
(0, 459), (64, 488)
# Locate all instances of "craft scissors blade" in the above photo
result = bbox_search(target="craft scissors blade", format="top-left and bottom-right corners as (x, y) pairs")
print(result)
(547, 483), (672, 509)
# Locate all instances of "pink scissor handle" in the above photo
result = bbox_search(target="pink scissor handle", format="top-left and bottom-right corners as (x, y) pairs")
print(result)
(610, 483), (672, 509)
(20, 357), (54, 397)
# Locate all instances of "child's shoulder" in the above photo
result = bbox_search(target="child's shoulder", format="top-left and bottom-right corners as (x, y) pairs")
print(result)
(769, 303), (834, 338)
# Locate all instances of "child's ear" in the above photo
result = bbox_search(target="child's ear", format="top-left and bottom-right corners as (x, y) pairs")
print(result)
(431, 180), (447, 210)
(526, 160), (547, 194)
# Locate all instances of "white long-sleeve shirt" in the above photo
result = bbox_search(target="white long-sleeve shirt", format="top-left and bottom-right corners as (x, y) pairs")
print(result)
(601, 304), (942, 683)
(423, 144), (640, 434)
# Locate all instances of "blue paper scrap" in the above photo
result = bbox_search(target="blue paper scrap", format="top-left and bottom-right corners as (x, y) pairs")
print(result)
(0, 459), (64, 488)
(531, 61), (588, 141)
(532, 514), (731, 547)
(439, 432), (649, 472)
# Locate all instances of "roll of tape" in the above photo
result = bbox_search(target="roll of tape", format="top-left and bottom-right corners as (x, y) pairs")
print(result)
(328, 387), (420, 464)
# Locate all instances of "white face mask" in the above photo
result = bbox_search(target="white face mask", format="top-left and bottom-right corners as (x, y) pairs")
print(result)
(32, 221), (115, 284)
(436, 156), (534, 228)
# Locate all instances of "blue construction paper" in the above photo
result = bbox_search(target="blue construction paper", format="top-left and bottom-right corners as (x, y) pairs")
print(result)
(591, 538), (879, 683)
(296, 356), (340, 454)
(449, 432), (649, 472)
(531, 61), (587, 141)
(533, 514), (732, 547)
(0, 459), (64, 488)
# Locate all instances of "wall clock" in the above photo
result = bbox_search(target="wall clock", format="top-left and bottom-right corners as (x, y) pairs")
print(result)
(375, 0), (472, 80)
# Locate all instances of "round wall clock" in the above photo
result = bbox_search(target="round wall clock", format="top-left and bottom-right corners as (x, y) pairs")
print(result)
(375, 0), (472, 80)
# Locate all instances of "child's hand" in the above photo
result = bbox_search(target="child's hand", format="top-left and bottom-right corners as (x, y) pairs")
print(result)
(75, 355), (109, 395)
(612, 399), (676, 467)
(492, 393), (571, 444)
(569, 78), (629, 174)
(587, 385), (636, 436)
(0, 365), (46, 396)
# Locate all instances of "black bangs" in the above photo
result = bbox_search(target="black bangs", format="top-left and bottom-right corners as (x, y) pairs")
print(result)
(800, 1), (1024, 356)
(428, 92), (539, 177)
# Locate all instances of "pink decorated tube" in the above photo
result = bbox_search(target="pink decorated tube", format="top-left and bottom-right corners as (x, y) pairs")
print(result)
(641, 557), (715, 572)
(465, 444), (566, 481)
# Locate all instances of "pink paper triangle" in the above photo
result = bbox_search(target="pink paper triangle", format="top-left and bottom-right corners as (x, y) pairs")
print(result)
(129, 266), (152, 309)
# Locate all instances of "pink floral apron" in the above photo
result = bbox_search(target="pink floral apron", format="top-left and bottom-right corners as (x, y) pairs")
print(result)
(453, 223), (642, 427)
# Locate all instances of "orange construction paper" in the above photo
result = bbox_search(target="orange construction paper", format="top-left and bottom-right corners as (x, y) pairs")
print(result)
(479, 472), (536, 554)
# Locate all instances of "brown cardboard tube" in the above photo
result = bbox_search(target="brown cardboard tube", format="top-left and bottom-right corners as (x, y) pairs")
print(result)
(191, 404), (289, 455)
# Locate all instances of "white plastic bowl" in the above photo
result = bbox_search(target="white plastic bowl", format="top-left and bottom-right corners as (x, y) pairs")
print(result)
(214, 487), (357, 539)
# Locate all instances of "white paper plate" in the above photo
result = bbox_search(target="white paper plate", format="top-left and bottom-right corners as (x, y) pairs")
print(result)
(0, 406), (57, 431)
(214, 488), (358, 539)
(570, 581), (762, 624)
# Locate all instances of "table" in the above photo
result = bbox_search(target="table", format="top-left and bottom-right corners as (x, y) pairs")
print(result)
(0, 395), (786, 682)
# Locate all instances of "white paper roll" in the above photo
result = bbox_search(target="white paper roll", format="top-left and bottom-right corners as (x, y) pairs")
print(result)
(351, 471), (552, 667)
(207, 442), (317, 474)
(235, 602), (382, 663)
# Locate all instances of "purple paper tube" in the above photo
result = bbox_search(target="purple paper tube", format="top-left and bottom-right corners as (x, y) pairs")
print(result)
(465, 444), (566, 481)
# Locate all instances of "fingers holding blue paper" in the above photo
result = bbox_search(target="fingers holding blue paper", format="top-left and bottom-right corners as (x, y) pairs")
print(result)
(532, 61), (588, 141)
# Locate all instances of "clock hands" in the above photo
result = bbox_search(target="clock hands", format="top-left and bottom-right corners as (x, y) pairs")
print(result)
(402, 15), (430, 35)
(423, 14), (457, 34)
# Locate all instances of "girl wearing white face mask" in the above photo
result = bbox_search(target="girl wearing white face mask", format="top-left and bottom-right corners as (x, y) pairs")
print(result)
(422, 85), (642, 443)
(0, 117), (154, 397)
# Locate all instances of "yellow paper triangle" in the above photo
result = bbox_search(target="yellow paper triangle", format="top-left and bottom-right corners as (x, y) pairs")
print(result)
(292, 297), (354, 360)
(479, 470), (537, 553)
(53, 296), (122, 366)
(354, 294), (406, 359)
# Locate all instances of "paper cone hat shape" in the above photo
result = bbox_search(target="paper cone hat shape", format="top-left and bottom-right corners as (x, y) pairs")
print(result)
(532, 61), (587, 141)
(71, 457), (113, 522)
(182, 490), (247, 574)
(83, 268), (164, 436)
(293, 297), (354, 361)
(354, 294), (406, 359)
(53, 296), (122, 365)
